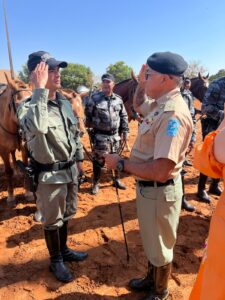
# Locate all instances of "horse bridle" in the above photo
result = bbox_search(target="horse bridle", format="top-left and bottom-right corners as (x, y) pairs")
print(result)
(9, 88), (32, 114)
(0, 88), (32, 136)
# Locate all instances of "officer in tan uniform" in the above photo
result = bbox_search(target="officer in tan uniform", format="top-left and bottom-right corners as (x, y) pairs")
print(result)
(105, 52), (193, 300)
(18, 51), (88, 283)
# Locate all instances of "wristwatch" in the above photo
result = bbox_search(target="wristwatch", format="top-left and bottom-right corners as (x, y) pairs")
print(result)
(116, 159), (125, 172)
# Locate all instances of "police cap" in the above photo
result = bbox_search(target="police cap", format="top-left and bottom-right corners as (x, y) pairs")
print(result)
(147, 51), (188, 76)
(184, 77), (191, 83)
(27, 51), (68, 72)
(101, 73), (115, 82)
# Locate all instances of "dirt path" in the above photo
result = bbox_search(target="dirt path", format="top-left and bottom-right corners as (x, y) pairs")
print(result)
(0, 111), (221, 300)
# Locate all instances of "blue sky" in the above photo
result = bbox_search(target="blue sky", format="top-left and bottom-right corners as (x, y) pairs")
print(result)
(0, 0), (225, 78)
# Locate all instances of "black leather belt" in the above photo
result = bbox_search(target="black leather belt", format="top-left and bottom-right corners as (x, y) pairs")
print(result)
(32, 159), (75, 172)
(137, 179), (174, 187)
(94, 129), (118, 135)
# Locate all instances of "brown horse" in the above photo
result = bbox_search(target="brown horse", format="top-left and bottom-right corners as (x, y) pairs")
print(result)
(113, 70), (139, 122)
(59, 88), (86, 135)
(58, 88), (88, 188)
(190, 72), (209, 102)
(0, 74), (32, 202)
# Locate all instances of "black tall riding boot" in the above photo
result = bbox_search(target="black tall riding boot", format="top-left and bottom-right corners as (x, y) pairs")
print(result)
(44, 228), (74, 283)
(59, 221), (88, 262)
(181, 173), (195, 212)
(92, 161), (102, 195)
(197, 173), (211, 203)
(129, 261), (154, 292)
(141, 263), (171, 300)
(209, 178), (222, 196)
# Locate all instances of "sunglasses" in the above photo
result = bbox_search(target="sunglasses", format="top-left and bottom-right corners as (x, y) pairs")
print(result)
(145, 71), (161, 80)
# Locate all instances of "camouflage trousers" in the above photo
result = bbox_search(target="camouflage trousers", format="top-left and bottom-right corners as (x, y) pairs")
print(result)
(92, 133), (121, 165)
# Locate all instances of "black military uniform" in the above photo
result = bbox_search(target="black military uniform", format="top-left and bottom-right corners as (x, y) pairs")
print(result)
(180, 78), (196, 212)
(197, 77), (224, 202)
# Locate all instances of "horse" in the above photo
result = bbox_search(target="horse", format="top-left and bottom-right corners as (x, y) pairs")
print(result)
(190, 72), (209, 102)
(59, 88), (87, 187)
(0, 74), (32, 203)
(113, 70), (139, 122)
(59, 88), (86, 135)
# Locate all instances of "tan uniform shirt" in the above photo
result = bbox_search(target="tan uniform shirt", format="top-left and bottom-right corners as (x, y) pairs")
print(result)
(131, 88), (193, 179)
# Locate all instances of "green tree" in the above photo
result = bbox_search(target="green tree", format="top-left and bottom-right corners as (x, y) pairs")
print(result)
(209, 69), (225, 83)
(18, 64), (29, 83)
(185, 60), (208, 78)
(61, 63), (93, 90)
(106, 61), (132, 83)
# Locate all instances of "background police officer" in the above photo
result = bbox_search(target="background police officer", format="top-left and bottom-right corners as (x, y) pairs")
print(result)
(105, 52), (193, 300)
(18, 51), (88, 283)
(180, 78), (196, 212)
(197, 76), (224, 202)
(85, 73), (129, 195)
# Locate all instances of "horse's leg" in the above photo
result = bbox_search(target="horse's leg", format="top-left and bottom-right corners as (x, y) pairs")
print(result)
(11, 150), (17, 167)
(21, 143), (28, 165)
(10, 150), (20, 176)
(2, 152), (15, 203)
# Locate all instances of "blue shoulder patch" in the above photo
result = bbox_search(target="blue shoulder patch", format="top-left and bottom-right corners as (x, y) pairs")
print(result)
(166, 118), (180, 137)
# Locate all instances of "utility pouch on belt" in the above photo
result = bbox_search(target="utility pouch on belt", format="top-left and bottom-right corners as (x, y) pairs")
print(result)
(25, 167), (38, 193)
(16, 160), (39, 193)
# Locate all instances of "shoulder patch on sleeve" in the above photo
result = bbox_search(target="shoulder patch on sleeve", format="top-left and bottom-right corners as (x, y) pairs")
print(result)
(166, 118), (180, 136)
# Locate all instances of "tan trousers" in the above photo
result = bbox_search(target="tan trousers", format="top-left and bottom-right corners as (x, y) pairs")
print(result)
(136, 175), (182, 267)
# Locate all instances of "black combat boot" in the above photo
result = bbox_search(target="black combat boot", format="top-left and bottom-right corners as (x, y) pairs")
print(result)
(197, 173), (211, 203)
(59, 221), (88, 262)
(77, 171), (88, 190)
(208, 178), (222, 196)
(183, 158), (192, 166)
(181, 174), (195, 212)
(113, 171), (126, 190)
(129, 262), (154, 292)
(182, 196), (195, 212)
(91, 161), (101, 195)
(44, 228), (74, 283)
(141, 263), (171, 300)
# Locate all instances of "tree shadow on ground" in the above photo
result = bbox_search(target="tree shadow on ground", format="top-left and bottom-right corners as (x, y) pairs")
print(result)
(5, 198), (137, 248)
(1, 225), (205, 294)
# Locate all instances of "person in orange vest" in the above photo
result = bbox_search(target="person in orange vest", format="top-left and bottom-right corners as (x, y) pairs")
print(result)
(189, 105), (225, 299)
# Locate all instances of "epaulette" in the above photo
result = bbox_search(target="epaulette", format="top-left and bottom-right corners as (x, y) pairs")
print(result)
(163, 99), (176, 112)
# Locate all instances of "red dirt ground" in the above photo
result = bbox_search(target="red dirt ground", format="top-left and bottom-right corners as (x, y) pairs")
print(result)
(0, 101), (222, 299)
